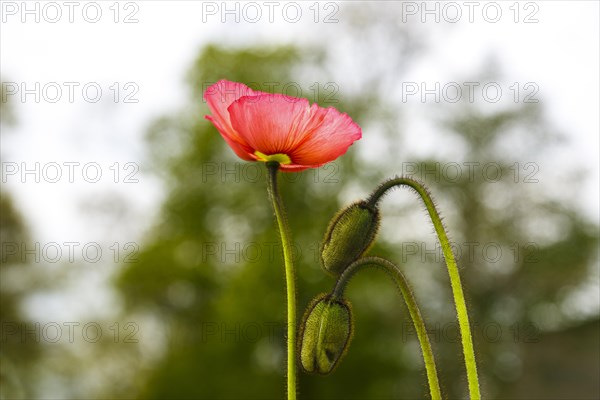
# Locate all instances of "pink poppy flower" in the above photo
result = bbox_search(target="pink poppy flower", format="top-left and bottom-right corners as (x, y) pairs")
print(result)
(204, 80), (362, 172)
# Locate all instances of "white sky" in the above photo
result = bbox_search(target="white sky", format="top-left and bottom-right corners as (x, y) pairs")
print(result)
(1, 0), (598, 317)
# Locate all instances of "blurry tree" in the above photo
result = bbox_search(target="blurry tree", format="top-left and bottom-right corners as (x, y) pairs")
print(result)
(0, 195), (38, 400)
(0, 79), (40, 399)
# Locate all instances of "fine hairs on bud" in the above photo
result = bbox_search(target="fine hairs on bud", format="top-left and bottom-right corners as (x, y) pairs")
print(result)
(320, 201), (381, 276)
(298, 294), (354, 375)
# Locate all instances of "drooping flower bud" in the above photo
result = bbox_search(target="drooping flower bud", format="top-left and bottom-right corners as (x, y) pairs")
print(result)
(321, 201), (380, 276)
(298, 294), (353, 375)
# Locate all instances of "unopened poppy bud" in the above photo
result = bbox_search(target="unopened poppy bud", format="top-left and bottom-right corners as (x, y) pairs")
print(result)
(299, 294), (353, 375)
(321, 201), (380, 276)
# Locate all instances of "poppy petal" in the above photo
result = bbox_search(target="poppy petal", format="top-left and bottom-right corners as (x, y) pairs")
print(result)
(203, 80), (257, 158)
(289, 107), (362, 165)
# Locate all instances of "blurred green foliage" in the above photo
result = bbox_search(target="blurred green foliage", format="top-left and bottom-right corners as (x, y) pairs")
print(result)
(1, 79), (40, 399)
(0, 194), (40, 400)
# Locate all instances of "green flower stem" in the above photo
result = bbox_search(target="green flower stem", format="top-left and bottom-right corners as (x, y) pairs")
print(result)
(266, 162), (297, 400)
(367, 177), (481, 399)
(331, 256), (442, 400)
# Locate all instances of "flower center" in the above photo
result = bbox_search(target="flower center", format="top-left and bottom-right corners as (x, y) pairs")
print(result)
(254, 151), (292, 164)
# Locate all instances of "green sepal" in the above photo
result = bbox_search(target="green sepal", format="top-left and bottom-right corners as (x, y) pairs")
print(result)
(298, 294), (354, 375)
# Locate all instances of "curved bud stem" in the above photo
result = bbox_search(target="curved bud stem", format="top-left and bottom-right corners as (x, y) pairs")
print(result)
(266, 162), (297, 400)
(367, 177), (481, 400)
(331, 256), (442, 400)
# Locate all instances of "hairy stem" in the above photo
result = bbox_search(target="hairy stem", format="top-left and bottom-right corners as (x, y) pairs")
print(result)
(331, 256), (442, 400)
(266, 162), (297, 400)
(367, 177), (480, 399)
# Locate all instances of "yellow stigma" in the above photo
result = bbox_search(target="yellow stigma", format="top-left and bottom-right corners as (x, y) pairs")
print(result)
(254, 151), (292, 164)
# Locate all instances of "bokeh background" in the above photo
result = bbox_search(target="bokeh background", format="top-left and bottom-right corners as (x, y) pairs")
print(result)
(1, 1), (599, 399)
